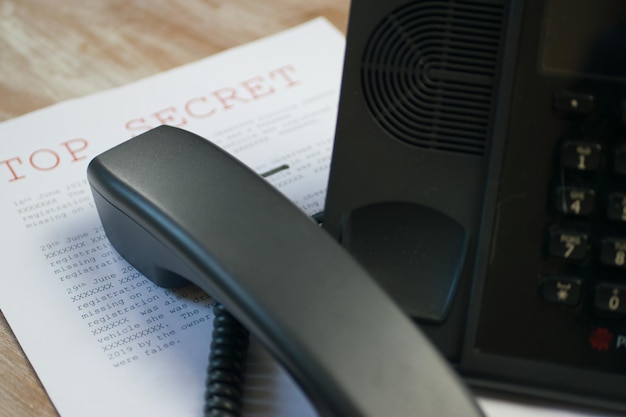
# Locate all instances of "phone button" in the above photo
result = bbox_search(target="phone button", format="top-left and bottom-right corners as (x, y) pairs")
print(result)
(554, 187), (595, 216)
(553, 91), (595, 115)
(561, 141), (602, 171)
(541, 276), (582, 306)
(595, 283), (626, 314)
(613, 145), (626, 175)
(607, 193), (626, 222)
(547, 230), (589, 260)
(600, 237), (626, 268)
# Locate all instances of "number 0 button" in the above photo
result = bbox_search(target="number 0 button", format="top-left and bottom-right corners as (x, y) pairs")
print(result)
(595, 283), (626, 314)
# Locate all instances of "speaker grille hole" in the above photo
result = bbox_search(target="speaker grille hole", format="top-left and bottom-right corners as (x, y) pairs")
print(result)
(361, 0), (505, 155)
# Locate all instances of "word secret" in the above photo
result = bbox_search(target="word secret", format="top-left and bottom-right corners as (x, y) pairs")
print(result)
(124, 65), (301, 136)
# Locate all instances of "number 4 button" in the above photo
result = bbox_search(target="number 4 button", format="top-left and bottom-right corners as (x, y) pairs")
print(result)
(555, 187), (594, 216)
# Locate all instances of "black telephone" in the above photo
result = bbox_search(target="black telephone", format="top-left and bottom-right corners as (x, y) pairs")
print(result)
(322, 0), (626, 412)
(87, 0), (626, 415)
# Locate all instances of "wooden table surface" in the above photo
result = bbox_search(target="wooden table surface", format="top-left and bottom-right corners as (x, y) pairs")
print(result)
(0, 1), (348, 415)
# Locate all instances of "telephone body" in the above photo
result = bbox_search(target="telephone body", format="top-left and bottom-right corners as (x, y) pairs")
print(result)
(324, 0), (626, 411)
(86, 0), (626, 416)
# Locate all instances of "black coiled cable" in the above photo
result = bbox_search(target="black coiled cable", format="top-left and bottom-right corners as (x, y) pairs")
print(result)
(205, 303), (250, 417)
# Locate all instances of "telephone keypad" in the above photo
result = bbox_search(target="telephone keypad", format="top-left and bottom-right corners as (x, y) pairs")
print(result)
(471, 5), (626, 402)
(544, 95), (626, 318)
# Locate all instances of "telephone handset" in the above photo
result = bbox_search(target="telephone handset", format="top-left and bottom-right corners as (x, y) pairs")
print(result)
(86, 125), (484, 417)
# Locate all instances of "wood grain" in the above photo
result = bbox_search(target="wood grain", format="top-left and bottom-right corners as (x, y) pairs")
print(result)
(0, 1), (348, 415)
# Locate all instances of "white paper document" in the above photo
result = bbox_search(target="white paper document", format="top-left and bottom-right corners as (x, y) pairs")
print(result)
(0, 18), (342, 417)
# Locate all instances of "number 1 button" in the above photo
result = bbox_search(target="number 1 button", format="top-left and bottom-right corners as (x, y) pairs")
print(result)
(561, 141), (602, 171)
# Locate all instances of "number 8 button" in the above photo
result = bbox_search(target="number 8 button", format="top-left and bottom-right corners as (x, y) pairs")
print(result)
(600, 238), (626, 268)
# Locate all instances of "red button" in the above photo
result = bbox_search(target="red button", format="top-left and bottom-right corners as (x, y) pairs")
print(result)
(589, 327), (613, 351)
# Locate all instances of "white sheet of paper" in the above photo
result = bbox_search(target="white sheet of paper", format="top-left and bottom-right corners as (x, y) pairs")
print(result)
(0, 15), (621, 417)
(0, 18), (342, 417)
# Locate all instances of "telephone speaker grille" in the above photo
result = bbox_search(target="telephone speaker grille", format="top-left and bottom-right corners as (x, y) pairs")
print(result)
(361, 0), (504, 155)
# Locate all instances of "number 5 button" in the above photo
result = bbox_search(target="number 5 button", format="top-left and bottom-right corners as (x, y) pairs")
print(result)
(607, 193), (626, 222)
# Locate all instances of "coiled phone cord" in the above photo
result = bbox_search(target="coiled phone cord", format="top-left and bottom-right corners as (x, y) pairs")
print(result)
(205, 302), (250, 417)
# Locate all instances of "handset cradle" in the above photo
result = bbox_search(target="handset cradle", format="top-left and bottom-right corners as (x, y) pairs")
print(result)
(87, 126), (483, 417)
